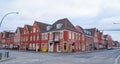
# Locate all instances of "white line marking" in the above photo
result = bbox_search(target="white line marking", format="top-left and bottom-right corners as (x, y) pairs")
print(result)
(114, 55), (120, 64)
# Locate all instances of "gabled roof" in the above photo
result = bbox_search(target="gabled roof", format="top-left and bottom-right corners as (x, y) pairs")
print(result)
(25, 25), (32, 33)
(85, 28), (96, 36)
(50, 18), (78, 32)
(103, 35), (108, 38)
(19, 27), (23, 34)
(113, 41), (119, 44)
(15, 27), (23, 34)
(75, 25), (84, 34)
(103, 34), (112, 40)
(35, 21), (51, 32)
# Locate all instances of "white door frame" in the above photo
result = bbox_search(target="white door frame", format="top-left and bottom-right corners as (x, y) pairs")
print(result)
(57, 43), (61, 52)
(49, 42), (54, 52)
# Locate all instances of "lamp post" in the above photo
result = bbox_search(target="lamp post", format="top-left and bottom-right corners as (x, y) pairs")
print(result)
(0, 12), (19, 27)
(0, 12), (19, 58)
(113, 22), (120, 24)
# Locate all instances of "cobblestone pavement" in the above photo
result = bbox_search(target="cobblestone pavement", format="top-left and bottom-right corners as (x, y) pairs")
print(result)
(0, 49), (120, 64)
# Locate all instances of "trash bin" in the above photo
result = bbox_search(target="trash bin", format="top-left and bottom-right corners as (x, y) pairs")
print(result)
(42, 48), (47, 53)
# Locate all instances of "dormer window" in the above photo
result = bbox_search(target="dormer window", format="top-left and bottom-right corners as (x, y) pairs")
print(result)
(56, 23), (63, 29)
(46, 26), (52, 31)
(84, 30), (91, 35)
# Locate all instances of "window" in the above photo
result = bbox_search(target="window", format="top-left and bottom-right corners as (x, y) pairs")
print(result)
(26, 36), (28, 41)
(69, 31), (71, 39)
(57, 43), (61, 51)
(41, 43), (46, 48)
(24, 36), (25, 41)
(37, 30), (39, 32)
(55, 32), (59, 39)
(30, 36), (32, 41)
(72, 32), (74, 40)
(56, 23), (63, 29)
(79, 34), (81, 40)
(37, 35), (39, 40)
(42, 33), (44, 40)
(33, 43), (35, 49)
(33, 36), (35, 41)
(29, 43), (32, 49)
(44, 33), (47, 40)
(33, 28), (36, 32)
(46, 26), (52, 31)
(24, 31), (26, 34)
(21, 37), (22, 41)
(60, 31), (63, 39)
(79, 43), (81, 49)
(82, 35), (84, 41)
(76, 33), (78, 40)
(50, 32), (53, 40)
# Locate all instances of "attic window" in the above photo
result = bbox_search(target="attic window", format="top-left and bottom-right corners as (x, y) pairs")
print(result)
(46, 26), (52, 31)
(56, 23), (63, 29)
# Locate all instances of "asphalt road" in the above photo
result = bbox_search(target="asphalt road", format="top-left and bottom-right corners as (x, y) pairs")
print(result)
(0, 48), (120, 64)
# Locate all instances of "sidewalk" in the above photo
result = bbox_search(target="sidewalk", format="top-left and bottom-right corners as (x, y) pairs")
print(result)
(1, 48), (118, 55)
(0, 57), (15, 62)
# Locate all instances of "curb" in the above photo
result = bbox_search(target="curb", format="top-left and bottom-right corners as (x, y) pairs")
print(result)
(0, 57), (16, 62)
(114, 55), (120, 64)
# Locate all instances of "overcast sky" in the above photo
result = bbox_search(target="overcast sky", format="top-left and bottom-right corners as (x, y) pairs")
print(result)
(0, 0), (120, 41)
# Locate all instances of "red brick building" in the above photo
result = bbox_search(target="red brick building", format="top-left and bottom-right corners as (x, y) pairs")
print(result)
(112, 41), (120, 47)
(75, 25), (86, 52)
(41, 18), (81, 52)
(84, 30), (94, 51)
(14, 27), (23, 49)
(0, 31), (15, 49)
(29, 21), (50, 51)
(20, 25), (32, 50)
(0, 18), (118, 53)
(103, 35), (113, 49)
(85, 28), (103, 50)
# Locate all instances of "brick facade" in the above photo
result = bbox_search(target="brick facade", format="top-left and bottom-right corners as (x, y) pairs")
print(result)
(0, 18), (119, 52)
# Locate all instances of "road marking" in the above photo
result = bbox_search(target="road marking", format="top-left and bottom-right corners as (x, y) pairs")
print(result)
(114, 55), (120, 64)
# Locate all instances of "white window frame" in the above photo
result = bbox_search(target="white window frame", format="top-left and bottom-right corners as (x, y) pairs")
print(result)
(45, 33), (48, 40)
(60, 31), (63, 39)
(37, 35), (39, 40)
(30, 36), (32, 41)
(69, 31), (71, 39)
(33, 28), (36, 33)
(72, 32), (74, 40)
(42, 33), (45, 40)
(33, 35), (35, 41)
(50, 32), (53, 40)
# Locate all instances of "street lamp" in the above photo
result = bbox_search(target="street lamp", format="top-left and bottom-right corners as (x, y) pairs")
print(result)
(113, 22), (120, 24)
(0, 12), (19, 27)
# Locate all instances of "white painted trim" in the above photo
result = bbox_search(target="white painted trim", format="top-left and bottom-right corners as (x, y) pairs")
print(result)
(57, 44), (61, 52)
(48, 42), (54, 52)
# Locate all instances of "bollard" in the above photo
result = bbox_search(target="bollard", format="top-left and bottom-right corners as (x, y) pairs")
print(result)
(0, 53), (2, 60)
(5, 52), (6, 57)
(6, 52), (9, 58)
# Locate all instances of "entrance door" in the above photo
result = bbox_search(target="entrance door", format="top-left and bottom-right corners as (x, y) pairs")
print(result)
(57, 43), (61, 52)
(35, 43), (39, 52)
(49, 43), (53, 52)
(82, 44), (85, 51)
(64, 43), (67, 52)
